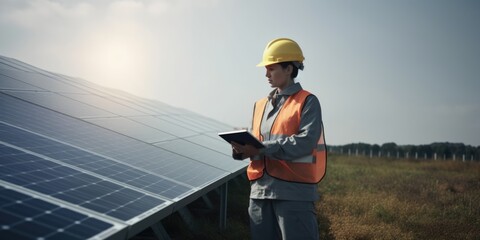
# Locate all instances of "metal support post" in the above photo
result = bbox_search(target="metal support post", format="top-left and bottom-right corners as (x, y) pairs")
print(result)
(178, 207), (197, 232)
(150, 222), (171, 240)
(202, 195), (214, 210)
(219, 182), (228, 230)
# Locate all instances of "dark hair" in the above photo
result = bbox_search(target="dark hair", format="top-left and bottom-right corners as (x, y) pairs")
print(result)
(279, 62), (299, 79)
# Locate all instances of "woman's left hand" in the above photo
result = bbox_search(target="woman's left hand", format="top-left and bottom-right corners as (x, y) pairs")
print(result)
(231, 142), (260, 158)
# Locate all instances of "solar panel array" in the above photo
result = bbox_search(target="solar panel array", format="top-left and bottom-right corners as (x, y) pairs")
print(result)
(0, 55), (248, 239)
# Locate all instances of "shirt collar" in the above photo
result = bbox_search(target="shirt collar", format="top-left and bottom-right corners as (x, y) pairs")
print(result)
(268, 82), (303, 99)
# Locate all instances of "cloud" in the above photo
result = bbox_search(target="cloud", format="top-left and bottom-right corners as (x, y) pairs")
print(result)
(2, 0), (94, 28)
(106, 0), (146, 19)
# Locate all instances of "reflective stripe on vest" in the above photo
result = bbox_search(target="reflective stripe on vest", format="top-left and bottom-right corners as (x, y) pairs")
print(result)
(247, 90), (327, 184)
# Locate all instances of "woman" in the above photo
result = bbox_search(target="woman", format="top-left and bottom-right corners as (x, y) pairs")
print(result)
(231, 38), (327, 240)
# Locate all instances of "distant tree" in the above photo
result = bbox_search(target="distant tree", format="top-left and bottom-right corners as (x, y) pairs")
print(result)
(371, 144), (380, 155)
(381, 142), (397, 152)
(329, 142), (479, 161)
(403, 145), (417, 158)
(431, 142), (449, 158)
(418, 145), (433, 159)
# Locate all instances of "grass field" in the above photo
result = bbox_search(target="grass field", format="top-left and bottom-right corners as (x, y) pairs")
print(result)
(136, 154), (480, 239)
(317, 154), (480, 240)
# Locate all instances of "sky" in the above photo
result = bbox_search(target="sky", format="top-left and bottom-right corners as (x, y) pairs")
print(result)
(1, 0), (479, 146)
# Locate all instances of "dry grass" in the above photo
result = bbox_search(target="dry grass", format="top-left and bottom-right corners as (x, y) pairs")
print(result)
(317, 154), (480, 240)
(135, 155), (480, 239)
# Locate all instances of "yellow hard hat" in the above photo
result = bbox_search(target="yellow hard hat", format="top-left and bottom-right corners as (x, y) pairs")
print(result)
(257, 38), (305, 67)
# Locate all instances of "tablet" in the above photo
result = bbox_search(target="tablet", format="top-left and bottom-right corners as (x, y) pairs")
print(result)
(218, 129), (265, 149)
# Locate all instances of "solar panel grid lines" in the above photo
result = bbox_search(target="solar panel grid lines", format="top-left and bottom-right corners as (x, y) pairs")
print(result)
(13, 58), (175, 119)
(56, 81), (168, 117)
(0, 59), (33, 73)
(0, 93), (228, 187)
(0, 60), (160, 118)
(0, 69), (90, 94)
(0, 76), (152, 118)
(0, 121), (196, 200)
(0, 56), (76, 85)
(0, 95), (233, 199)
(0, 142), (170, 222)
(187, 114), (234, 132)
(1, 55), (250, 239)
(0, 182), (127, 240)
(184, 133), (237, 157)
(5, 91), (117, 119)
(0, 72), (45, 91)
(154, 138), (248, 172)
(154, 133), (236, 160)
(0, 55), (35, 72)
(62, 93), (153, 117)
(1, 57), (234, 135)
(85, 116), (179, 144)
(167, 114), (213, 132)
(113, 95), (181, 116)
(127, 115), (199, 138)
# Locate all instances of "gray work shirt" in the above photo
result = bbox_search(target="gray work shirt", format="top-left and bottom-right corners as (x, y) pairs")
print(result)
(250, 82), (323, 201)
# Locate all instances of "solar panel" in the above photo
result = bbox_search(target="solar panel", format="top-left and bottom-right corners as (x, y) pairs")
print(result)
(0, 143), (169, 221)
(0, 93), (232, 187)
(0, 68), (89, 94)
(127, 116), (198, 138)
(0, 122), (194, 200)
(187, 134), (235, 155)
(0, 58), (34, 72)
(86, 117), (178, 143)
(63, 92), (151, 116)
(6, 91), (115, 119)
(0, 185), (125, 240)
(0, 72), (43, 91)
(156, 139), (247, 171)
(0, 55), (248, 239)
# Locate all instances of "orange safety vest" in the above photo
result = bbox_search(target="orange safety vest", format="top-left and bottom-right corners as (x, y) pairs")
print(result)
(247, 90), (327, 184)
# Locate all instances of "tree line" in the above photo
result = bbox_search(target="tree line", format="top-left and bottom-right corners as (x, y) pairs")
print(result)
(328, 142), (480, 161)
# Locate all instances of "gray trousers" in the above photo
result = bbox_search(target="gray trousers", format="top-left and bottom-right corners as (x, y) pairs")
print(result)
(248, 199), (319, 240)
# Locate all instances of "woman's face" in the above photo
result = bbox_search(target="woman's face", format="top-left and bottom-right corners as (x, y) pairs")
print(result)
(265, 64), (292, 91)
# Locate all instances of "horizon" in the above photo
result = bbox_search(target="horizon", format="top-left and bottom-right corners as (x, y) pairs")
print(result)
(1, 0), (479, 146)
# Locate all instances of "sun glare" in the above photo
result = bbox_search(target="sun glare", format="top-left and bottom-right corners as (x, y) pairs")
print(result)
(82, 31), (151, 96)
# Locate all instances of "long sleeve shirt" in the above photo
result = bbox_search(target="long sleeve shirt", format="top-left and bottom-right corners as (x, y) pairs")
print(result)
(250, 82), (323, 201)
